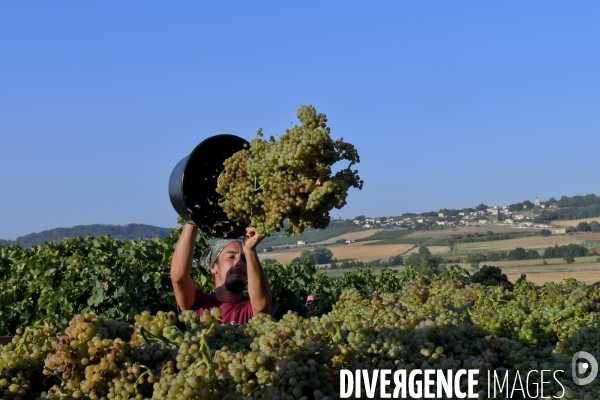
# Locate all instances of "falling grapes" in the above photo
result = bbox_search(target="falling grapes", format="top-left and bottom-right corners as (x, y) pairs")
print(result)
(216, 105), (363, 236)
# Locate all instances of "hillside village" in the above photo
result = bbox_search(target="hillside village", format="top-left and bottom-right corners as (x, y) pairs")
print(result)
(260, 197), (581, 252)
(352, 197), (565, 234)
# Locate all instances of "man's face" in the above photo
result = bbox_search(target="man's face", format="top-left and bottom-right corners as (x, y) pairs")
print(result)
(211, 242), (247, 293)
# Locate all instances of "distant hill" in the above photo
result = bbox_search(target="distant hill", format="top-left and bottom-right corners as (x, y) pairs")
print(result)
(0, 224), (174, 248)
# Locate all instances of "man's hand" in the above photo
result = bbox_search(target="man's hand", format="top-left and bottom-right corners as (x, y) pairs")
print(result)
(244, 227), (264, 252)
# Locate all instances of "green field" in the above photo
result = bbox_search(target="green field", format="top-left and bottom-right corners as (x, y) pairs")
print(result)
(583, 240), (600, 249)
(256, 225), (358, 250)
(365, 236), (454, 246)
(355, 229), (410, 241)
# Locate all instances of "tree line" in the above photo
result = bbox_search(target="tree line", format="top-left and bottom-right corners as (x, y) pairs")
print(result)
(556, 194), (600, 208)
(573, 221), (600, 232)
(535, 206), (600, 223)
(463, 243), (593, 267)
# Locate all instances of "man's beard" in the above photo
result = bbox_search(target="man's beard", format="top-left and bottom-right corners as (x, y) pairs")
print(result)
(225, 278), (246, 294)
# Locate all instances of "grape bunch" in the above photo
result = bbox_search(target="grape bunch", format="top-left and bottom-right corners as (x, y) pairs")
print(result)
(39, 313), (159, 400)
(0, 324), (55, 399)
(216, 105), (363, 236)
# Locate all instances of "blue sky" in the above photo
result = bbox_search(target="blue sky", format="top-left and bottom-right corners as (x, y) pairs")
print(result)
(2, 2), (600, 239)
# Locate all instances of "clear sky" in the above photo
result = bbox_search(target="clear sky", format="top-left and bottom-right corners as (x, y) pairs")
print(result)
(2, 2), (600, 240)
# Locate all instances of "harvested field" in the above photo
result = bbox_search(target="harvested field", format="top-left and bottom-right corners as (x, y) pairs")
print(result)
(405, 245), (450, 255)
(315, 228), (383, 244)
(551, 217), (600, 227)
(405, 226), (536, 238)
(259, 242), (415, 264)
(572, 233), (600, 240)
(453, 235), (585, 252)
(455, 257), (600, 285)
(258, 250), (300, 264)
(486, 257), (600, 271)
(460, 258), (568, 269)
(505, 268), (600, 285)
(330, 243), (415, 263)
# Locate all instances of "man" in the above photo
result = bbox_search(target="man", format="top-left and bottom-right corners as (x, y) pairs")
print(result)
(306, 295), (315, 317)
(170, 221), (272, 324)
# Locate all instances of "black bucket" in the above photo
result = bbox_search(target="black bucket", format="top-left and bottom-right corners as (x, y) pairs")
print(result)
(168, 134), (249, 239)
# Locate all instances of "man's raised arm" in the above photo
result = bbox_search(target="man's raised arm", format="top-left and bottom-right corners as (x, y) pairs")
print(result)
(244, 227), (272, 316)
(170, 223), (198, 310)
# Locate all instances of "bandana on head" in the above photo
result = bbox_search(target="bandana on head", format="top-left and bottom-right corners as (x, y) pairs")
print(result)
(199, 239), (243, 271)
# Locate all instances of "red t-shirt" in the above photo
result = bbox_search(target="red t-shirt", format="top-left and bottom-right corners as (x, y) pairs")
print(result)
(186, 288), (272, 325)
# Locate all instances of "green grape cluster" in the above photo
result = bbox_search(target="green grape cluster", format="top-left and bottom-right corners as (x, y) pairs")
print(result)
(468, 277), (597, 346)
(0, 324), (55, 399)
(217, 105), (363, 236)
(39, 313), (157, 400)
(4, 274), (600, 399)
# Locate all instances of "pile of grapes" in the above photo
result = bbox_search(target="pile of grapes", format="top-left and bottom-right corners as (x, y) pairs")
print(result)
(2, 277), (600, 399)
(216, 105), (363, 236)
